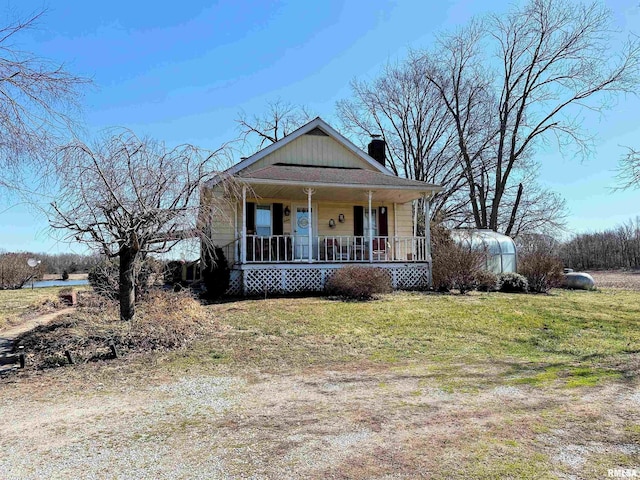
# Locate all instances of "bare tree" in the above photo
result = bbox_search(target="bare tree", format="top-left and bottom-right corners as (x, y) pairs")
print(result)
(236, 98), (312, 151)
(423, 0), (640, 234)
(337, 52), (471, 225)
(0, 252), (41, 289)
(0, 9), (89, 191)
(49, 130), (238, 321)
(338, 22), (568, 236)
(616, 147), (640, 190)
(495, 177), (567, 237)
(420, 21), (498, 230)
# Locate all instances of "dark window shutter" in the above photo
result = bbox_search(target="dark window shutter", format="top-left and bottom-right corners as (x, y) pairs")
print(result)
(246, 202), (255, 233)
(353, 206), (364, 237)
(379, 206), (388, 236)
(272, 203), (283, 235)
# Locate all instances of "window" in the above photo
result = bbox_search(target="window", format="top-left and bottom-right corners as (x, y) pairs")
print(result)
(256, 205), (272, 236)
(363, 209), (378, 236)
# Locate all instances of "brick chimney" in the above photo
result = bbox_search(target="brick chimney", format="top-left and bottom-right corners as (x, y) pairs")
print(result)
(367, 135), (386, 167)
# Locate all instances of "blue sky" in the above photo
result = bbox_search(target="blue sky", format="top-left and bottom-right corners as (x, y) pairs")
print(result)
(1, 0), (639, 255)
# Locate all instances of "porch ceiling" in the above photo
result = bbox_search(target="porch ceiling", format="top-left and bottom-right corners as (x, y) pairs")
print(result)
(246, 182), (428, 203)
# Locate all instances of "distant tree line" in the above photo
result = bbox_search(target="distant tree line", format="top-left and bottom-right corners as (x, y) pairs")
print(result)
(559, 217), (640, 270)
(38, 253), (99, 275)
(0, 250), (98, 278)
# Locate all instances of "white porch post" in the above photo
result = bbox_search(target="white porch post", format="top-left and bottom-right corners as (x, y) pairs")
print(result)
(393, 203), (397, 237)
(304, 188), (314, 263)
(241, 185), (247, 264)
(368, 190), (373, 263)
(393, 202), (397, 261)
(413, 200), (417, 238)
(233, 202), (238, 263)
(423, 193), (431, 260)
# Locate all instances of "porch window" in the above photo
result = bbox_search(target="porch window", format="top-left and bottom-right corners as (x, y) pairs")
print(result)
(364, 209), (378, 236)
(256, 205), (272, 236)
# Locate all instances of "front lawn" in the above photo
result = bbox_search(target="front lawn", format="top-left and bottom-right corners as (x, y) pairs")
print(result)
(1, 288), (638, 479)
(197, 289), (640, 389)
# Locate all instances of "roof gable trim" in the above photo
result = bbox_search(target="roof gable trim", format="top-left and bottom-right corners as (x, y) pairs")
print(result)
(224, 117), (393, 177)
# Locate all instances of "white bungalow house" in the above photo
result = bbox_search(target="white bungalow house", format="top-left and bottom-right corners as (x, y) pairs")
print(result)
(202, 117), (441, 296)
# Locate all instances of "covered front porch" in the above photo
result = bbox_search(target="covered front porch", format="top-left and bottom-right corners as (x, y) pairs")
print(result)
(219, 164), (440, 295)
(232, 165), (436, 260)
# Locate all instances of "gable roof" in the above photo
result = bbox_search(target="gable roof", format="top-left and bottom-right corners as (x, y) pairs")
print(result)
(223, 117), (394, 177)
(239, 164), (441, 203)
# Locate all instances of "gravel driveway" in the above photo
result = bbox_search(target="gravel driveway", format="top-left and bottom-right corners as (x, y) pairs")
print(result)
(1, 364), (638, 479)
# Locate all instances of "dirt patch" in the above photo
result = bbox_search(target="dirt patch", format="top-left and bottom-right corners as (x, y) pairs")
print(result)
(588, 270), (640, 290)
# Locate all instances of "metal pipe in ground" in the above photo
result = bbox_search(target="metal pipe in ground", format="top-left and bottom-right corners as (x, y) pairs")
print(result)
(18, 346), (25, 369)
(64, 350), (75, 365)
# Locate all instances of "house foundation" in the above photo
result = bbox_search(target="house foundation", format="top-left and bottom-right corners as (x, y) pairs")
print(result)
(226, 262), (430, 296)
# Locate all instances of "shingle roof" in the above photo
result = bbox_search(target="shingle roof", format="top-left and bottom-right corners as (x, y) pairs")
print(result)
(239, 164), (441, 191)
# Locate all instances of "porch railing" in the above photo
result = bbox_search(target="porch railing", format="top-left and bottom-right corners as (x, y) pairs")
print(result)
(230, 235), (429, 264)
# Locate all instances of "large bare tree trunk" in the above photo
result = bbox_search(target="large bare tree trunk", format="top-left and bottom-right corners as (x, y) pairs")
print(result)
(119, 247), (136, 321)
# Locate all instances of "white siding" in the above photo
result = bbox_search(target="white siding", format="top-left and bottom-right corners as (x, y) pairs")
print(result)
(204, 188), (237, 248)
(395, 202), (414, 237)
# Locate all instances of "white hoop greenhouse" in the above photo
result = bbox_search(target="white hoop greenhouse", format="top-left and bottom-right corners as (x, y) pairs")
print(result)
(451, 229), (518, 274)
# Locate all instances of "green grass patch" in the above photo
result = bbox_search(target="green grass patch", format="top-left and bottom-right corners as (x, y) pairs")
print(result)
(511, 365), (622, 388)
(193, 289), (640, 390)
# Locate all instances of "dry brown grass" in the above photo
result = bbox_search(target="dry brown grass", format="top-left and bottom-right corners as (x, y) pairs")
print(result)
(14, 289), (217, 369)
(0, 287), (68, 330)
(588, 270), (640, 290)
(4, 361), (633, 479)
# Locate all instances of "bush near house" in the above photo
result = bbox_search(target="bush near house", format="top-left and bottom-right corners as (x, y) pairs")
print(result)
(498, 272), (529, 293)
(475, 270), (498, 292)
(164, 260), (185, 287)
(325, 266), (392, 300)
(519, 251), (564, 293)
(431, 225), (485, 294)
(202, 247), (230, 300)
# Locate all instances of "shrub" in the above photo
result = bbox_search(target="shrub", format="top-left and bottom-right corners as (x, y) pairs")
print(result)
(518, 252), (564, 293)
(128, 290), (213, 350)
(202, 247), (230, 299)
(475, 270), (498, 292)
(164, 260), (185, 287)
(61, 270), (69, 281)
(498, 272), (529, 293)
(432, 227), (485, 294)
(325, 266), (392, 300)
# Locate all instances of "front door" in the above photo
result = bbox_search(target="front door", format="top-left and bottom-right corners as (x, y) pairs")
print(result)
(293, 206), (312, 260)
